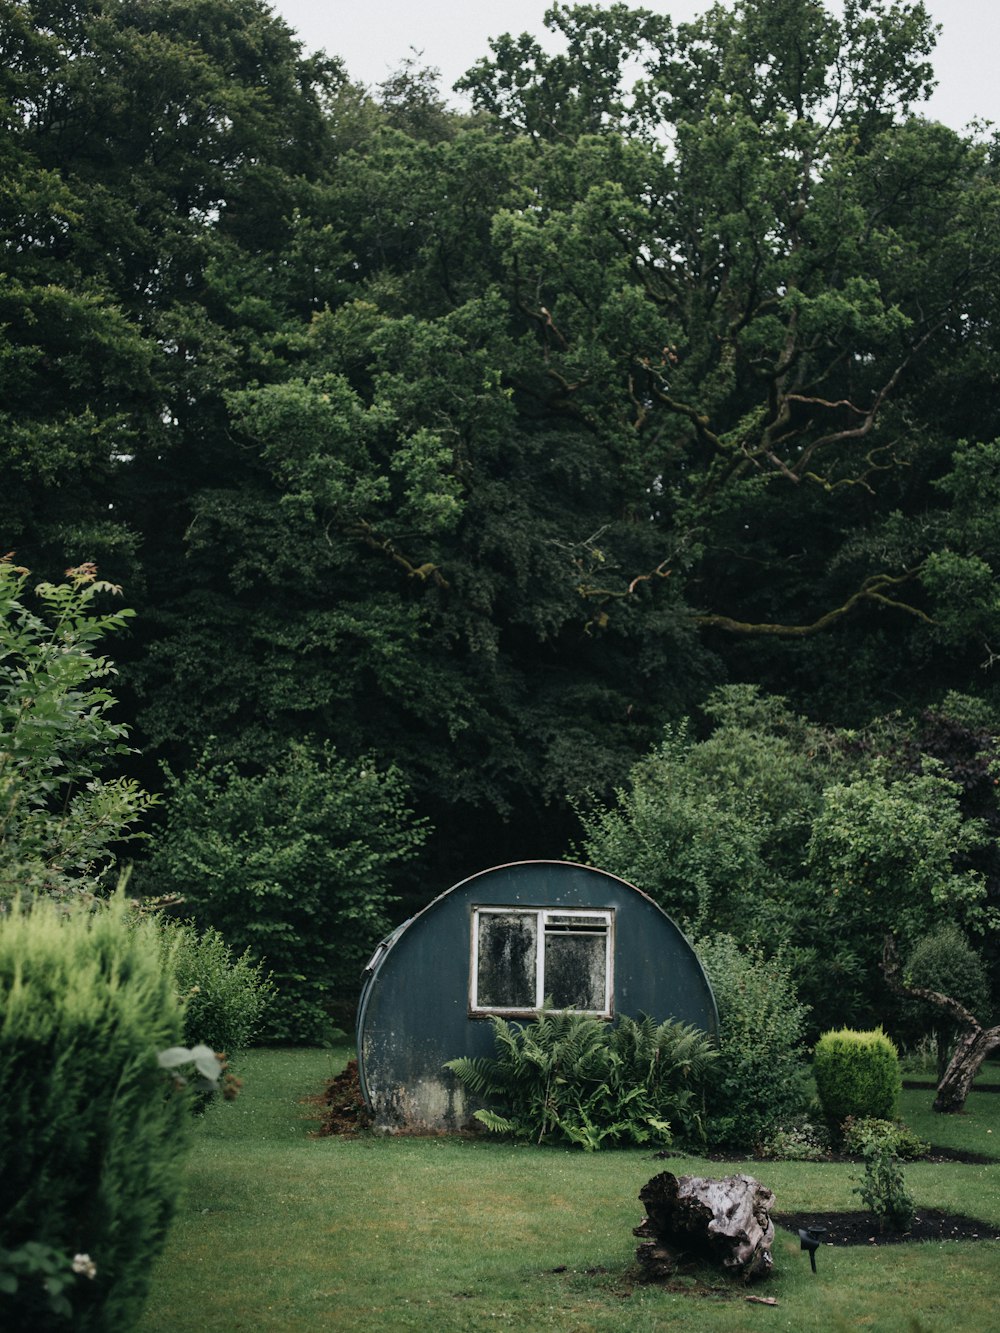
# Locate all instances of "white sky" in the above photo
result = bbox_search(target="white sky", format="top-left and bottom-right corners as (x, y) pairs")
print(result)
(271, 0), (1000, 132)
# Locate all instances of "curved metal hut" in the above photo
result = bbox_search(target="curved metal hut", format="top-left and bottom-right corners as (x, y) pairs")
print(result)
(356, 860), (717, 1132)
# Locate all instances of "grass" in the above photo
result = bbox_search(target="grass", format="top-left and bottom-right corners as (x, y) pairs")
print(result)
(137, 1047), (1000, 1332)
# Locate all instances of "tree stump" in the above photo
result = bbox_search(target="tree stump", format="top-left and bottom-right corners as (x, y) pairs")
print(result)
(634, 1172), (775, 1282)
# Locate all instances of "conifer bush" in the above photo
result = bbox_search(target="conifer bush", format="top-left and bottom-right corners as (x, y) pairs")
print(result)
(813, 1027), (902, 1137)
(0, 896), (191, 1330)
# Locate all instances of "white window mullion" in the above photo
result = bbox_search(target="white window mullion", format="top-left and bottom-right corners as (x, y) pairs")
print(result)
(535, 910), (545, 1007)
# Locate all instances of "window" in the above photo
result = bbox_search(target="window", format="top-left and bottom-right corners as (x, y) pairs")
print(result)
(470, 907), (613, 1017)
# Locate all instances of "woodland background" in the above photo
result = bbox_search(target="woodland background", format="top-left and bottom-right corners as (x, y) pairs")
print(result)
(4, 0), (1000, 1036)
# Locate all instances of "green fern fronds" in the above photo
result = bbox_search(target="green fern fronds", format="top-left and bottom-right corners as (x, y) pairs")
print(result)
(445, 1005), (715, 1151)
(472, 1108), (515, 1135)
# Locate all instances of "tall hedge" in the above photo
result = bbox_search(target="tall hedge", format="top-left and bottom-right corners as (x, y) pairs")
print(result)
(694, 934), (812, 1151)
(0, 896), (191, 1330)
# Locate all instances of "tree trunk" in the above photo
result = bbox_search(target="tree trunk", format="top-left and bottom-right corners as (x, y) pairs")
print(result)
(882, 935), (1000, 1114)
(634, 1172), (775, 1283)
(933, 1026), (1000, 1113)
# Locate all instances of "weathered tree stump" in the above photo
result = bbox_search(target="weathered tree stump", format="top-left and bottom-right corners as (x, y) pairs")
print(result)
(634, 1172), (775, 1283)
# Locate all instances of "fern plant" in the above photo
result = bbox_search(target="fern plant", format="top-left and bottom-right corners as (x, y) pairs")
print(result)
(445, 1008), (715, 1151)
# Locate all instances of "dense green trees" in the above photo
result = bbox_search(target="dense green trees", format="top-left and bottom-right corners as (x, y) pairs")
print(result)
(577, 687), (998, 1029)
(3, 0), (1000, 1034)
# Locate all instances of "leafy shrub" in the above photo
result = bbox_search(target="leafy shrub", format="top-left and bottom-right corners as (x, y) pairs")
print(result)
(140, 742), (427, 1043)
(813, 1027), (902, 1135)
(162, 920), (275, 1055)
(445, 1009), (716, 1151)
(575, 690), (836, 941)
(756, 1120), (830, 1161)
(852, 1138), (916, 1233)
(0, 1242), (97, 1323)
(841, 1116), (929, 1162)
(0, 895), (191, 1330)
(0, 559), (156, 902)
(694, 934), (812, 1151)
(805, 766), (989, 955)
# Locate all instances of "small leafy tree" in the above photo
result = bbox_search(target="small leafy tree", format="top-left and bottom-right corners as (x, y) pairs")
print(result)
(883, 935), (1000, 1113)
(900, 924), (991, 1079)
(850, 1119), (917, 1233)
(806, 763), (990, 948)
(575, 687), (840, 942)
(0, 557), (156, 900)
(141, 742), (427, 1042)
(445, 1009), (716, 1150)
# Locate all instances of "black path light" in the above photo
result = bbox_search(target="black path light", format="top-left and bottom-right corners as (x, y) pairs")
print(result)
(798, 1225), (828, 1272)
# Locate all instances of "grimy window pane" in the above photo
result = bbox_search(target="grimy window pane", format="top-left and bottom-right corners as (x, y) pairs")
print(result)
(477, 912), (537, 1008)
(545, 930), (606, 1011)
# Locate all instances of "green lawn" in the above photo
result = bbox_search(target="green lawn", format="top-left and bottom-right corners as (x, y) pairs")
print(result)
(137, 1047), (1000, 1332)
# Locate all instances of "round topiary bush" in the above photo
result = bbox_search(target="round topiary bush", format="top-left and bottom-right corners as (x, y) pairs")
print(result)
(813, 1027), (902, 1135)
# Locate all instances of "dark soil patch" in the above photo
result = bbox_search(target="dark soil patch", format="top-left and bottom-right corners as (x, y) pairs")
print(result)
(921, 1145), (998, 1164)
(314, 1058), (373, 1136)
(775, 1209), (1000, 1246)
(657, 1145), (998, 1166)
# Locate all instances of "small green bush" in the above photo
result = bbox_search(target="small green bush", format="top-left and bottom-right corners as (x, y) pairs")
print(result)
(695, 934), (812, 1151)
(446, 1009), (716, 1151)
(852, 1138), (916, 1233)
(162, 920), (275, 1055)
(841, 1116), (929, 1162)
(757, 1120), (830, 1161)
(814, 1027), (902, 1135)
(0, 895), (191, 1331)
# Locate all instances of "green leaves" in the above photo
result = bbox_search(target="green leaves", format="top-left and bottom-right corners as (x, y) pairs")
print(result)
(0, 559), (156, 900)
(806, 763), (990, 940)
(577, 686), (999, 1035)
(445, 1007), (716, 1150)
(140, 742), (427, 1041)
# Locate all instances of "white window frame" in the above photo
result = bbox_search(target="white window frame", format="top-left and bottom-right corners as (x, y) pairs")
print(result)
(470, 906), (614, 1018)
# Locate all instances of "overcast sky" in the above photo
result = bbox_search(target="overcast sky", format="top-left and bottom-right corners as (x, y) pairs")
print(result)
(271, 0), (1000, 132)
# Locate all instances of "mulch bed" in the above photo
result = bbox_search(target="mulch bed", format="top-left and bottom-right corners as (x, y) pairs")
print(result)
(774, 1208), (1000, 1246)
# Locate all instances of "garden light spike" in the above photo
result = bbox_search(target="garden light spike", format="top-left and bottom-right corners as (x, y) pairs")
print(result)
(798, 1226), (827, 1272)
